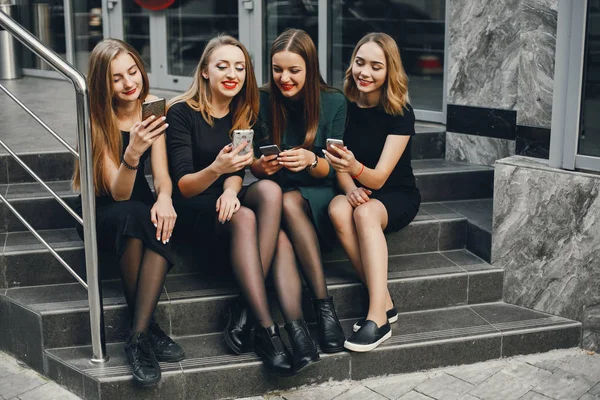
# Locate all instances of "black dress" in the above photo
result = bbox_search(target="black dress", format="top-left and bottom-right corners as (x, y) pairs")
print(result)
(344, 101), (421, 232)
(75, 131), (174, 270)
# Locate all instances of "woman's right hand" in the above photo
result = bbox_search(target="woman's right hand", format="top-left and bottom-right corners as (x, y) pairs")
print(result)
(212, 141), (253, 175)
(127, 115), (168, 159)
(259, 154), (283, 176)
(346, 187), (372, 208)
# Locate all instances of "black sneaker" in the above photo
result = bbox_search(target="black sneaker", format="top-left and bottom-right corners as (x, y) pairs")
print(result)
(124, 332), (161, 387)
(344, 320), (391, 352)
(148, 322), (185, 362)
(352, 307), (398, 332)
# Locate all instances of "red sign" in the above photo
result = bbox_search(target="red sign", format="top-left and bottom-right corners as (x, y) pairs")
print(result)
(133, 0), (176, 11)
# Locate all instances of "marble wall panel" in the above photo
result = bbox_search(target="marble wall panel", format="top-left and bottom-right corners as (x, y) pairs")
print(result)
(446, 132), (515, 166)
(493, 156), (600, 349)
(447, 0), (521, 109)
(516, 0), (557, 127)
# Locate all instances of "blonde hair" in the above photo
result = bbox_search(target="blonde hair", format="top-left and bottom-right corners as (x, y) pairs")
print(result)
(344, 33), (410, 115)
(72, 38), (149, 195)
(167, 35), (259, 133)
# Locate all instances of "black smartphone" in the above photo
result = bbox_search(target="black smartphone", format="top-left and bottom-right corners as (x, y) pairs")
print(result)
(141, 98), (166, 128)
(232, 129), (254, 156)
(259, 144), (282, 157)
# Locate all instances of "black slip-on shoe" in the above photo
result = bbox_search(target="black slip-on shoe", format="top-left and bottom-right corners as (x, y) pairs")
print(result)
(285, 319), (320, 372)
(313, 296), (345, 353)
(344, 320), (391, 353)
(223, 297), (253, 354)
(148, 321), (185, 362)
(254, 324), (295, 377)
(124, 332), (161, 387)
(352, 307), (398, 332)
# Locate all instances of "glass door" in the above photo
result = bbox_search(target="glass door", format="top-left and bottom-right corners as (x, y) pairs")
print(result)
(104, 0), (241, 91)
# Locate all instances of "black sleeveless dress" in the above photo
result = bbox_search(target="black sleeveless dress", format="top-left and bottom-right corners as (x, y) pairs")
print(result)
(75, 131), (174, 270)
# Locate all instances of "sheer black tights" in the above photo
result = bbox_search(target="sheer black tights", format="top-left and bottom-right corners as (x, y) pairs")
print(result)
(219, 206), (274, 328)
(281, 190), (329, 300)
(119, 237), (168, 334)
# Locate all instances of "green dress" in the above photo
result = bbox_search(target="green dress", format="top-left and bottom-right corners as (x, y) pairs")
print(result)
(254, 89), (347, 248)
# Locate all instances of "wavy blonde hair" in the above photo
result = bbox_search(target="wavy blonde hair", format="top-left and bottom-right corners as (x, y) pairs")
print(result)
(72, 38), (150, 195)
(344, 32), (410, 115)
(167, 35), (259, 133)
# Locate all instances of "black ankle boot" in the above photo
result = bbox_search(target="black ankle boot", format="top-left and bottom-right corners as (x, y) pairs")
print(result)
(124, 332), (161, 387)
(313, 296), (345, 353)
(148, 321), (185, 362)
(285, 319), (320, 372)
(223, 297), (253, 354)
(254, 324), (295, 377)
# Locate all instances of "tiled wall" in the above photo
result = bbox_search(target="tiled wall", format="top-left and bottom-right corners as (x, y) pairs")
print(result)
(446, 0), (557, 165)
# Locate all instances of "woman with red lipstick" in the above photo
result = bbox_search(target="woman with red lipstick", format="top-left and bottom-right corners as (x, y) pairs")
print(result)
(166, 35), (294, 376)
(324, 33), (421, 352)
(251, 28), (346, 356)
(72, 39), (184, 387)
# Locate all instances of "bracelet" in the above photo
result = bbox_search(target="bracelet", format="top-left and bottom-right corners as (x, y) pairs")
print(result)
(121, 156), (139, 171)
(351, 163), (365, 179)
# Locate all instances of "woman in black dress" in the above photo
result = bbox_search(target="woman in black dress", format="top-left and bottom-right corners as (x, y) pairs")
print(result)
(72, 39), (184, 387)
(166, 35), (294, 376)
(324, 33), (421, 352)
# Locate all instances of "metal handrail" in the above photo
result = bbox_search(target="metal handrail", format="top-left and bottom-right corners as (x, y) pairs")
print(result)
(0, 9), (107, 363)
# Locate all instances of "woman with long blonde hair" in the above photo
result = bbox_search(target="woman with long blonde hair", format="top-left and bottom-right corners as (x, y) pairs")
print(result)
(325, 33), (421, 352)
(72, 38), (184, 386)
(166, 35), (294, 376)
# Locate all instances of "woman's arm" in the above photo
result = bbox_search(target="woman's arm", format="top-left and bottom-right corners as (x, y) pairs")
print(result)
(216, 175), (243, 223)
(150, 134), (177, 243)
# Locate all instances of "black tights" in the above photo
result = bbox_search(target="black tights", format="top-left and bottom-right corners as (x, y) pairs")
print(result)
(119, 238), (168, 334)
(279, 190), (329, 301)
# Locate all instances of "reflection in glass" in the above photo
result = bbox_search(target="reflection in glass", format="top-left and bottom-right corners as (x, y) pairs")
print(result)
(167, 0), (238, 77)
(579, 1), (600, 157)
(123, 2), (151, 72)
(264, 0), (318, 82)
(330, 0), (445, 111)
(73, 0), (103, 72)
(19, 1), (66, 69)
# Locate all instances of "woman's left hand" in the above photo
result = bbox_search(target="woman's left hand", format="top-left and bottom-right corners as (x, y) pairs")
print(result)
(278, 148), (315, 172)
(323, 145), (361, 175)
(216, 188), (241, 223)
(151, 194), (177, 244)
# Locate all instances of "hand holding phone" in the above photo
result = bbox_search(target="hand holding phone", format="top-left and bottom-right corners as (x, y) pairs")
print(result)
(232, 129), (254, 156)
(259, 144), (282, 157)
(258, 144), (283, 176)
(326, 138), (344, 153)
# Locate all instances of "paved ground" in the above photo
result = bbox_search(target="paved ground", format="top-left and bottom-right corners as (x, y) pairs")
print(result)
(2, 348), (600, 399)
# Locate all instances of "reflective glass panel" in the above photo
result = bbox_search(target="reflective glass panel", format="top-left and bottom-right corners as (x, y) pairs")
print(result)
(579, 1), (600, 157)
(330, 0), (445, 111)
(19, 1), (66, 69)
(123, 2), (151, 72)
(73, 0), (103, 72)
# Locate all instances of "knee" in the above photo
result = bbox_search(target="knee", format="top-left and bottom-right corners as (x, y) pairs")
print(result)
(353, 202), (377, 226)
(231, 206), (256, 228)
(282, 192), (305, 218)
(256, 180), (283, 207)
(277, 230), (292, 251)
(328, 196), (351, 226)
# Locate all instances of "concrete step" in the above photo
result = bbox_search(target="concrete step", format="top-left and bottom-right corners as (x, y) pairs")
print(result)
(0, 159), (492, 234)
(0, 127), (446, 184)
(0, 200), (469, 288)
(0, 248), (503, 371)
(43, 302), (581, 400)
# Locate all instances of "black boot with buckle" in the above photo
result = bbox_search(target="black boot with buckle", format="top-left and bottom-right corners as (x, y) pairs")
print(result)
(313, 296), (345, 353)
(224, 297), (254, 354)
(285, 319), (320, 372)
(148, 321), (185, 362)
(124, 332), (161, 387)
(254, 324), (295, 377)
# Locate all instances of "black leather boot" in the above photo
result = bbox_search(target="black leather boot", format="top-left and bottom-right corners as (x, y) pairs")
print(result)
(313, 296), (345, 353)
(223, 297), (253, 354)
(254, 324), (295, 377)
(148, 321), (185, 362)
(285, 319), (320, 372)
(124, 332), (161, 387)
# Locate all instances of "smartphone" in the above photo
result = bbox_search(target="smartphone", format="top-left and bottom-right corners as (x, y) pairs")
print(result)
(326, 138), (344, 152)
(142, 98), (166, 121)
(259, 144), (282, 157)
(232, 129), (254, 156)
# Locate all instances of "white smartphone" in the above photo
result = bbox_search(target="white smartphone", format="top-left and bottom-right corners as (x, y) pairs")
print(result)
(232, 129), (254, 156)
(326, 138), (344, 152)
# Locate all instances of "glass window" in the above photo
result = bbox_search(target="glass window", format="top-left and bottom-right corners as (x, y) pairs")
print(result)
(579, 1), (600, 157)
(123, 2), (151, 73)
(73, 0), (103, 72)
(330, 0), (445, 111)
(166, 0), (239, 77)
(263, 0), (318, 82)
(19, 1), (66, 69)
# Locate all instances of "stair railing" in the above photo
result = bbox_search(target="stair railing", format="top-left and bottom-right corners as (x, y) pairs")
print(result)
(0, 9), (107, 363)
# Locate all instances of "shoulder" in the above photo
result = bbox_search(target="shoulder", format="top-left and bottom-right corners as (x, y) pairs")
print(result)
(388, 103), (415, 134)
(168, 101), (192, 116)
(393, 103), (415, 122)
(320, 89), (346, 106)
(259, 89), (271, 105)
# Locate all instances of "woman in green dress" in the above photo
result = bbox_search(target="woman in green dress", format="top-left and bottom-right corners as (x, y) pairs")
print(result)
(251, 29), (347, 357)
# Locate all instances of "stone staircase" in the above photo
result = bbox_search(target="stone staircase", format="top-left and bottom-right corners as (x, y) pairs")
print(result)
(0, 126), (581, 400)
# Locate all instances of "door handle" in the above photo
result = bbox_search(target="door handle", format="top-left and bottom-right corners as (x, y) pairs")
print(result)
(107, 0), (118, 10)
(241, 0), (253, 10)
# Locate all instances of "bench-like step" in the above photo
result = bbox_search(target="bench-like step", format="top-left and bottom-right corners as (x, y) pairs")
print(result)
(44, 302), (581, 400)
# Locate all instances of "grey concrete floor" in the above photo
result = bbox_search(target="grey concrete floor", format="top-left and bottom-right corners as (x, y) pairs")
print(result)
(2, 348), (600, 399)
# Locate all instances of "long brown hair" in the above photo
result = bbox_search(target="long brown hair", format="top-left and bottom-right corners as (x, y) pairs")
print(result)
(72, 38), (150, 195)
(167, 35), (259, 134)
(344, 33), (410, 115)
(267, 28), (330, 149)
